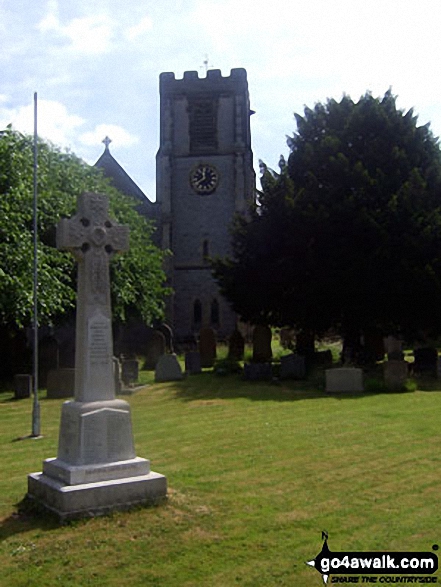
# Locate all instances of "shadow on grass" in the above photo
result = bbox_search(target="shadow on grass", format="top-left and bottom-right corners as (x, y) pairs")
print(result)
(170, 371), (391, 403)
(0, 497), (60, 542)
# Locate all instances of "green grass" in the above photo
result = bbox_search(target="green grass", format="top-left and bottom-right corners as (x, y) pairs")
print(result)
(1, 372), (441, 586)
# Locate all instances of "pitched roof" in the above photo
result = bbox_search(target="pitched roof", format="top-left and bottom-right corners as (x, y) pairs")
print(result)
(94, 139), (158, 218)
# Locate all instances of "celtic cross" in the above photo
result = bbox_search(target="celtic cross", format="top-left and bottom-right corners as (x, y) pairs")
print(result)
(57, 192), (129, 402)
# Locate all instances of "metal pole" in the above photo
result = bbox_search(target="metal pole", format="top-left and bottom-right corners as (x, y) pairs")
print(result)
(31, 91), (40, 438)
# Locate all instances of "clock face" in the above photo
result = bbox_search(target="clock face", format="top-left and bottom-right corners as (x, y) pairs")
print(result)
(190, 164), (219, 195)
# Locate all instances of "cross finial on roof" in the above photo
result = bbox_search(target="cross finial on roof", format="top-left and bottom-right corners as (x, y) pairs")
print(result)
(102, 136), (112, 150)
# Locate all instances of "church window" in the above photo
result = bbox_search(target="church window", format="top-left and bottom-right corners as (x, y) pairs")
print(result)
(202, 239), (209, 261)
(189, 96), (217, 152)
(193, 299), (202, 326)
(210, 299), (220, 326)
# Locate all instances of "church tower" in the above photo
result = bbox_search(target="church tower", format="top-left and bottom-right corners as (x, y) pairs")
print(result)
(156, 68), (255, 341)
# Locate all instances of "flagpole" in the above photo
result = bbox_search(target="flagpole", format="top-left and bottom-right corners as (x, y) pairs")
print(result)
(31, 91), (40, 438)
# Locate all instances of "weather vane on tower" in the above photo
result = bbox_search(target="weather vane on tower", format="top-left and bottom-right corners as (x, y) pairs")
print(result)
(201, 54), (214, 74)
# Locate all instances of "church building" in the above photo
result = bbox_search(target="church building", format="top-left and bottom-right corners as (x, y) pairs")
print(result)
(95, 68), (255, 342)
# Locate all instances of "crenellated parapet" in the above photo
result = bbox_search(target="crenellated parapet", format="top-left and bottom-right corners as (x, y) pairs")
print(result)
(159, 68), (248, 94)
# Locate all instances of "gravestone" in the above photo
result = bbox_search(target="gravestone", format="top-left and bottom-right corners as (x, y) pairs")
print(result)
(280, 354), (306, 380)
(252, 325), (272, 363)
(199, 327), (217, 368)
(228, 329), (245, 361)
(413, 347), (438, 376)
(143, 330), (166, 370)
(325, 368), (364, 392)
(121, 359), (139, 386)
(14, 374), (32, 399)
(28, 192), (166, 519)
(185, 351), (202, 375)
(38, 336), (60, 387)
(156, 323), (174, 353)
(384, 360), (408, 391)
(155, 353), (183, 382)
(243, 362), (272, 381)
(384, 336), (404, 361)
(46, 368), (75, 399)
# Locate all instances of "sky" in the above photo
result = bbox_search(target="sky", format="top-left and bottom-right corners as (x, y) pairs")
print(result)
(2, 0), (441, 201)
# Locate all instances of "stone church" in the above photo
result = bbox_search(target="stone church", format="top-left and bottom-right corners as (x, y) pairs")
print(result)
(95, 68), (255, 342)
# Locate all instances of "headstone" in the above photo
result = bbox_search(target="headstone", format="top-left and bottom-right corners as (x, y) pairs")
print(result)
(325, 368), (364, 392)
(279, 328), (295, 349)
(113, 357), (122, 395)
(14, 374), (32, 399)
(46, 368), (75, 399)
(156, 323), (174, 353)
(384, 360), (409, 391)
(28, 192), (166, 519)
(437, 357), (441, 379)
(413, 347), (438, 376)
(121, 359), (139, 386)
(252, 325), (272, 363)
(243, 362), (272, 381)
(384, 336), (404, 361)
(155, 353), (183, 382)
(38, 335), (59, 388)
(228, 329), (245, 361)
(199, 327), (217, 368)
(280, 354), (306, 380)
(185, 351), (202, 375)
(143, 330), (166, 370)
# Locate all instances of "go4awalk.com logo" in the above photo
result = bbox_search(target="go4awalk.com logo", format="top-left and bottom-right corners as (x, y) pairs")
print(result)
(306, 532), (439, 584)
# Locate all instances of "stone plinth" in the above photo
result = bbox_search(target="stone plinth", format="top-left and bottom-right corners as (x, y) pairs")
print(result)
(325, 368), (364, 392)
(27, 193), (167, 519)
(28, 471), (166, 521)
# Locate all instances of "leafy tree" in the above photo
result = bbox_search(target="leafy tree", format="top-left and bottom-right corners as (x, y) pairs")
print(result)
(213, 91), (441, 345)
(0, 128), (169, 330)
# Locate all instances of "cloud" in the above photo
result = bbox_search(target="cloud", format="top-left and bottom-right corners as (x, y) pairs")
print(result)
(0, 99), (85, 147)
(37, 2), (116, 55)
(79, 124), (139, 148)
(125, 16), (153, 42)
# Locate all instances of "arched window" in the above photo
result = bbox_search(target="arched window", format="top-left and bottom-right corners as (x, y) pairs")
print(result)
(193, 299), (202, 325)
(210, 299), (220, 326)
(202, 239), (209, 261)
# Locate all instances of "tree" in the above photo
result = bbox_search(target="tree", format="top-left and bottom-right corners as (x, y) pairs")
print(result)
(213, 91), (441, 345)
(0, 128), (169, 331)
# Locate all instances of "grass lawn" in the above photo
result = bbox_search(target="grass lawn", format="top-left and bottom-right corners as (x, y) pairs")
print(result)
(0, 369), (440, 586)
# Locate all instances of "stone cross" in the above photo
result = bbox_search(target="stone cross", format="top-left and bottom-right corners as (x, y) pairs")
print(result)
(57, 192), (129, 402)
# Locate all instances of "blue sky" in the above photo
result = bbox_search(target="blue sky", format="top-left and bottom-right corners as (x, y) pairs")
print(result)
(2, 0), (441, 200)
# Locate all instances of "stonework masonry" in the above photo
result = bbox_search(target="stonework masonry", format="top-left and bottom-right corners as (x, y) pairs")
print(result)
(156, 68), (255, 340)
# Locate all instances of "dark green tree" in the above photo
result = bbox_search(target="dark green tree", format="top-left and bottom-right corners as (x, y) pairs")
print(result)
(0, 128), (169, 330)
(213, 91), (441, 345)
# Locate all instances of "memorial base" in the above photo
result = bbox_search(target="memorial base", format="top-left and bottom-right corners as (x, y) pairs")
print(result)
(27, 469), (167, 521)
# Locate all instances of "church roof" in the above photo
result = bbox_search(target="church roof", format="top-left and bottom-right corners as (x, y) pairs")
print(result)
(94, 137), (158, 218)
